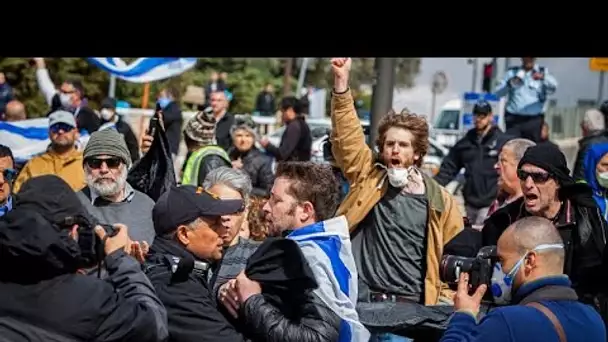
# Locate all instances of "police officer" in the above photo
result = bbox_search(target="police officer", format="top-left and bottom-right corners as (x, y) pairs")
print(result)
(494, 57), (558, 143)
(435, 100), (511, 225)
(144, 185), (248, 341)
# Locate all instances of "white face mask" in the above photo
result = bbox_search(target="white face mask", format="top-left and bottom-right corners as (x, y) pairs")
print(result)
(59, 93), (73, 108)
(387, 167), (413, 188)
(100, 108), (114, 121)
(597, 171), (608, 189)
(490, 243), (564, 305)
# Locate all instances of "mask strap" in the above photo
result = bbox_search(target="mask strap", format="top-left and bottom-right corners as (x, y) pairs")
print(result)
(532, 243), (564, 252)
(508, 243), (564, 277)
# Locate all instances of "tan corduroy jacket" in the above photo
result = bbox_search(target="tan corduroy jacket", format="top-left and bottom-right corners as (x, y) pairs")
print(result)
(331, 89), (464, 305)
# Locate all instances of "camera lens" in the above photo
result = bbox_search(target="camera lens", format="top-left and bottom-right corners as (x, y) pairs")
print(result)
(440, 255), (474, 284)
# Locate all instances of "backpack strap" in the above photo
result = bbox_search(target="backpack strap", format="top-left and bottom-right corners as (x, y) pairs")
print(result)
(526, 302), (567, 342)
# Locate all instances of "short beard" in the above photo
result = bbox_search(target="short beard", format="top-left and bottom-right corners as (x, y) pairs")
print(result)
(86, 165), (128, 200)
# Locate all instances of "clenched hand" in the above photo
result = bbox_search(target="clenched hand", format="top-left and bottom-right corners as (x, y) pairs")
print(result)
(331, 58), (352, 93)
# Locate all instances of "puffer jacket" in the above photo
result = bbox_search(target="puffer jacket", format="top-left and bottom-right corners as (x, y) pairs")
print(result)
(229, 148), (274, 197)
(242, 293), (341, 342)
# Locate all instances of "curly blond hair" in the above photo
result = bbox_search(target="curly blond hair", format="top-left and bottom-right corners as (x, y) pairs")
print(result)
(376, 109), (429, 167)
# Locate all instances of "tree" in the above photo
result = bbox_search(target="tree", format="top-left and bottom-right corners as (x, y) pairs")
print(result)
(0, 57), (420, 118)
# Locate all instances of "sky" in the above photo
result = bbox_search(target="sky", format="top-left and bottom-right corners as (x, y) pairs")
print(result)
(394, 58), (607, 117)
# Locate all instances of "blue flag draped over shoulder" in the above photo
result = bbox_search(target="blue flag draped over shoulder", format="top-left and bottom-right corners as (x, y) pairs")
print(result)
(288, 216), (370, 342)
(87, 58), (197, 83)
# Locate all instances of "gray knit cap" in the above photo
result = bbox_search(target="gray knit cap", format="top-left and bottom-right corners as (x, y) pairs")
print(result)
(184, 109), (216, 145)
(84, 129), (131, 166)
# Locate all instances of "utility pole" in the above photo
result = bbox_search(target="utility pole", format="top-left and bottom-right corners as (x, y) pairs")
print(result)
(296, 58), (310, 98)
(282, 58), (294, 96)
(108, 75), (116, 98)
(369, 58), (396, 148)
(467, 58), (479, 92)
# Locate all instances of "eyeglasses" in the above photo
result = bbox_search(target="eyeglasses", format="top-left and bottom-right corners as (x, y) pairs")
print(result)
(517, 169), (552, 183)
(85, 157), (122, 169)
(50, 123), (75, 133)
(2, 168), (16, 182)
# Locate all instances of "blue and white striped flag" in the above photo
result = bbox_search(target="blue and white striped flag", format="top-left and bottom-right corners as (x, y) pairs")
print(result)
(87, 58), (197, 83)
(0, 118), (90, 164)
(288, 216), (370, 342)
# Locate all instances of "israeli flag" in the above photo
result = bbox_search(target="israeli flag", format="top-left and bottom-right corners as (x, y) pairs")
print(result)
(288, 216), (370, 342)
(0, 118), (89, 164)
(87, 58), (197, 83)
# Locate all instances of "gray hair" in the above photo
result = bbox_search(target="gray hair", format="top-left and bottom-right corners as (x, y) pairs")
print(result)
(507, 217), (565, 268)
(583, 109), (605, 131)
(202, 167), (252, 205)
(503, 138), (536, 162)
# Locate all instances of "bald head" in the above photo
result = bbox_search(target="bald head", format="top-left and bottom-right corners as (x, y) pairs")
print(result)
(5, 100), (26, 122)
(500, 217), (565, 272)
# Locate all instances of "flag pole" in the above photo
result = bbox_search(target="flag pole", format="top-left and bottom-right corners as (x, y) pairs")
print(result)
(139, 82), (151, 143)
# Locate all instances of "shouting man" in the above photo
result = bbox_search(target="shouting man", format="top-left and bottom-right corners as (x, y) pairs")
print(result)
(329, 58), (463, 339)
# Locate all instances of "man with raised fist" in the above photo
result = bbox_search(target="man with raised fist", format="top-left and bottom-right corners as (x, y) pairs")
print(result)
(329, 58), (464, 340)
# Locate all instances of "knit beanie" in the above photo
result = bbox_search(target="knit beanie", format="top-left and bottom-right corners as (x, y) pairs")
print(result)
(184, 109), (216, 145)
(518, 143), (572, 186)
(83, 129), (131, 167)
(230, 115), (258, 140)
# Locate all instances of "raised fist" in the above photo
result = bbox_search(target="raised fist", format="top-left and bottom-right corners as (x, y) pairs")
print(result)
(331, 58), (351, 93)
(330, 58), (351, 79)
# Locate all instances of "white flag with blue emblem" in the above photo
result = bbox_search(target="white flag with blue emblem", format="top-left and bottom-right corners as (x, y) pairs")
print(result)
(288, 216), (370, 342)
(87, 58), (197, 83)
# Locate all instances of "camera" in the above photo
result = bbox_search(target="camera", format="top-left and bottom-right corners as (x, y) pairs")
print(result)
(62, 216), (118, 268)
(440, 245), (496, 291)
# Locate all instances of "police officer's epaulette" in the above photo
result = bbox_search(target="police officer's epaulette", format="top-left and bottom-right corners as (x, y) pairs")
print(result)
(164, 255), (210, 283)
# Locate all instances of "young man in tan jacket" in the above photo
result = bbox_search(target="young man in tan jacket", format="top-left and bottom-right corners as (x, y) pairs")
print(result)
(329, 58), (463, 312)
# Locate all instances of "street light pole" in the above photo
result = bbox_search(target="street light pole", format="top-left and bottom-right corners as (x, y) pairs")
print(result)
(467, 58), (479, 92)
(369, 58), (396, 148)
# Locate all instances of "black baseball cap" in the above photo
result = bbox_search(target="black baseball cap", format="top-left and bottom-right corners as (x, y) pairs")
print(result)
(153, 185), (244, 236)
(100, 97), (117, 110)
(473, 100), (492, 115)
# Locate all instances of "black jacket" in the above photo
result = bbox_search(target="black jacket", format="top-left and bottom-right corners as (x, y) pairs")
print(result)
(229, 148), (274, 197)
(482, 191), (607, 296)
(255, 91), (275, 115)
(266, 117), (311, 162)
(0, 209), (168, 342)
(216, 113), (236, 152)
(103, 117), (140, 163)
(162, 101), (184, 156)
(242, 294), (340, 342)
(573, 130), (608, 181)
(435, 126), (511, 208)
(145, 237), (248, 342)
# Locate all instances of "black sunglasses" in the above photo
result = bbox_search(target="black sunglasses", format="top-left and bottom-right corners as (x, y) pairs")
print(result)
(50, 123), (75, 133)
(2, 168), (16, 182)
(517, 169), (552, 183)
(85, 157), (122, 169)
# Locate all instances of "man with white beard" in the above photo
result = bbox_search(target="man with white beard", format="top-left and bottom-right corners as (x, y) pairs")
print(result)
(76, 129), (155, 245)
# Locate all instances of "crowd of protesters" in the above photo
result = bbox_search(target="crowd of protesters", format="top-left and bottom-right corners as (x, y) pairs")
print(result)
(0, 57), (607, 342)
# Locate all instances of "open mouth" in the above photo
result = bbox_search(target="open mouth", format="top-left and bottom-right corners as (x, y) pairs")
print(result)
(390, 158), (402, 167)
(524, 193), (539, 204)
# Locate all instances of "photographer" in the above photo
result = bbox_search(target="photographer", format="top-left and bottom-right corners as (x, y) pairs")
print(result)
(0, 175), (168, 342)
(440, 217), (605, 342)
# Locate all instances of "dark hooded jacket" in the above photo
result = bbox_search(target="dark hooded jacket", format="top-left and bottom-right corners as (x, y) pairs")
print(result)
(0, 175), (168, 342)
(573, 130), (608, 181)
